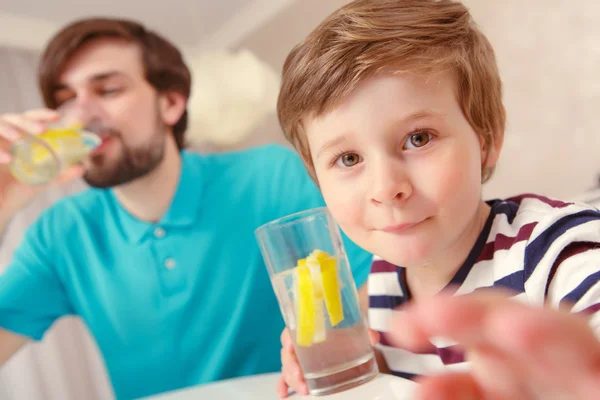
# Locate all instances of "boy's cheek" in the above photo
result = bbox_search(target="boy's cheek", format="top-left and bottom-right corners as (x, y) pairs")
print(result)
(321, 183), (360, 217)
(423, 149), (481, 203)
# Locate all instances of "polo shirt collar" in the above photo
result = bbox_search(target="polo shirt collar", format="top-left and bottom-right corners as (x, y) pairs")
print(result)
(109, 151), (204, 244)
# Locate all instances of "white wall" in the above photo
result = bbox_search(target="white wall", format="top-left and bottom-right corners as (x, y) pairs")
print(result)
(464, 0), (600, 199)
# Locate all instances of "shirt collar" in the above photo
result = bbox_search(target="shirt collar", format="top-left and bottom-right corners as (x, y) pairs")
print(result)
(111, 151), (204, 244)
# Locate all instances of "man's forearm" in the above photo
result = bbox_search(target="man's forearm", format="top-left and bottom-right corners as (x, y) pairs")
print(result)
(0, 213), (13, 246)
(0, 329), (28, 366)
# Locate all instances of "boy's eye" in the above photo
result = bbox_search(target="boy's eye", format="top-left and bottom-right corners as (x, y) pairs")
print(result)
(335, 152), (362, 168)
(403, 131), (432, 150)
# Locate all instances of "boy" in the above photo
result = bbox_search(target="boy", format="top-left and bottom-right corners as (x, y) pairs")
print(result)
(276, 0), (600, 399)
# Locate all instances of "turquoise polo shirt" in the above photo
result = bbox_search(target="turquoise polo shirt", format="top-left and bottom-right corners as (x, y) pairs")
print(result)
(0, 145), (372, 399)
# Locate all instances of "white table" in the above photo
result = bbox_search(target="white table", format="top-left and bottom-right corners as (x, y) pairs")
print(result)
(146, 373), (416, 400)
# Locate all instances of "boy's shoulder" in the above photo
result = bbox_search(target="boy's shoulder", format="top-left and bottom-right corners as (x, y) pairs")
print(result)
(486, 193), (600, 263)
(494, 193), (600, 228)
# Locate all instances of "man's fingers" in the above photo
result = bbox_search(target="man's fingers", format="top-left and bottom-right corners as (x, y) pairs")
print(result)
(0, 135), (12, 164)
(21, 108), (60, 121)
(0, 120), (24, 142)
(54, 165), (84, 185)
(2, 114), (44, 135)
(0, 109), (59, 145)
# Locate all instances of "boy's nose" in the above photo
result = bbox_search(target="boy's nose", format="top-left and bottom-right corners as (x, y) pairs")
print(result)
(369, 162), (412, 206)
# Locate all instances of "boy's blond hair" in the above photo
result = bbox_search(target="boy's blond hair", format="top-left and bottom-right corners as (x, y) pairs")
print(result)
(278, 0), (505, 182)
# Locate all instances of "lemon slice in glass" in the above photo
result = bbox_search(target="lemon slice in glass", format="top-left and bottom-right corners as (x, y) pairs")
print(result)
(296, 259), (316, 347)
(295, 249), (345, 347)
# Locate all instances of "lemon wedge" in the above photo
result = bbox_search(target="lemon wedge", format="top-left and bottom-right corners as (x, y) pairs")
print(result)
(296, 259), (316, 347)
(295, 249), (344, 347)
(306, 257), (326, 344)
(308, 250), (344, 327)
(31, 128), (82, 164)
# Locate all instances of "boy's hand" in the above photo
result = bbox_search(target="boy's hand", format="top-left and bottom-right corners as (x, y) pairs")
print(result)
(277, 328), (381, 399)
(389, 290), (600, 400)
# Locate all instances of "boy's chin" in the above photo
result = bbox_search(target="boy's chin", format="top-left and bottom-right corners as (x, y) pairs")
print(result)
(366, 245), (427, 268)
(362, 233), (430, 267)
(379, 253), (428, 268)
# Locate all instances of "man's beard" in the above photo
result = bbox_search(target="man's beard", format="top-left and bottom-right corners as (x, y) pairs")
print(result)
(82, 110), (167, 189)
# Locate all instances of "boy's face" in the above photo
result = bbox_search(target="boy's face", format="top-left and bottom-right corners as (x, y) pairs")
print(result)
(53, 38), (185, 188)
(305, 72), (498, 268)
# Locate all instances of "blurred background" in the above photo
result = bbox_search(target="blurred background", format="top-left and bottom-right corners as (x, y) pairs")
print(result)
(0, 0), (599, 398)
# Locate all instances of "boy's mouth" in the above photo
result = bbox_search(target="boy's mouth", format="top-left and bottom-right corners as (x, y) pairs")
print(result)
(380, 218), (427, 233)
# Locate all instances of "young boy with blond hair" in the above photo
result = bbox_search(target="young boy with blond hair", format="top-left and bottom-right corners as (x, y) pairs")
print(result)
(276, 1), (600, 399)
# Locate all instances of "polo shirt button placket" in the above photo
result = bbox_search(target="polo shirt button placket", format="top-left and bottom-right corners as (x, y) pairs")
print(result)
(154, 227), (166, 239)
(164, 258), (176, 270)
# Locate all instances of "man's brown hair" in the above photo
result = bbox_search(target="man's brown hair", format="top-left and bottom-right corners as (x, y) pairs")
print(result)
(39, 18), (191, 150)
(278, 0), (505, 182)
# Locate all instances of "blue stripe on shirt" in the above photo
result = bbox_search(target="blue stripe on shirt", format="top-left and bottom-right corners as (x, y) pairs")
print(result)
(390, 370), (418, 381)
(560, 270), (600, 307)
(493, 270), (525, 292)
(524, 210), (600, 281)
(369, 295), (404, 309)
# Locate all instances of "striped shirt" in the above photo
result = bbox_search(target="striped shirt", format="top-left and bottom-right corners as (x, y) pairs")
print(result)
(368, 194), (600, 380)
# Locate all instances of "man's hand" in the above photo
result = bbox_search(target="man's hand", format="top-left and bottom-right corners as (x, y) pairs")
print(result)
(0, 109), (83, 225)
(0, 328), (28, 366)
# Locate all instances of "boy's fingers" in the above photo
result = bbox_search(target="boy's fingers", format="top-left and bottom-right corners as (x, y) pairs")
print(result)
(389, 289), (516, 351)
(414, 372), (483, 400)
(368, 328), (380, 345)
(276, 375), (290, 399)
(415, 349), (534, 400)
(281, 362), (308, 396)
(485, 305), (600, 397)
(487, 304), (600, 368)
(391, 289), (600, 400)
(281, 328), (294, 351)
(280, 329), (308, 396)
(280, 345), (308, 395)
(280, 347), (298, 367)
(281, 348), (303, 378)
(468, 345), (533, 400)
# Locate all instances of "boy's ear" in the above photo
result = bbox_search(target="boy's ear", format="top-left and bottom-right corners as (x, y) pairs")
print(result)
(482, 130), (504, 169)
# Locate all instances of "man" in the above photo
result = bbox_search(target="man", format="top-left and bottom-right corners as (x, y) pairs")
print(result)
(0, 18), (372, 399)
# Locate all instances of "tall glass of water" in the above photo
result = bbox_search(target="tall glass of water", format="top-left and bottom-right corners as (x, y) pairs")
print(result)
(255, 207), (378, 396)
